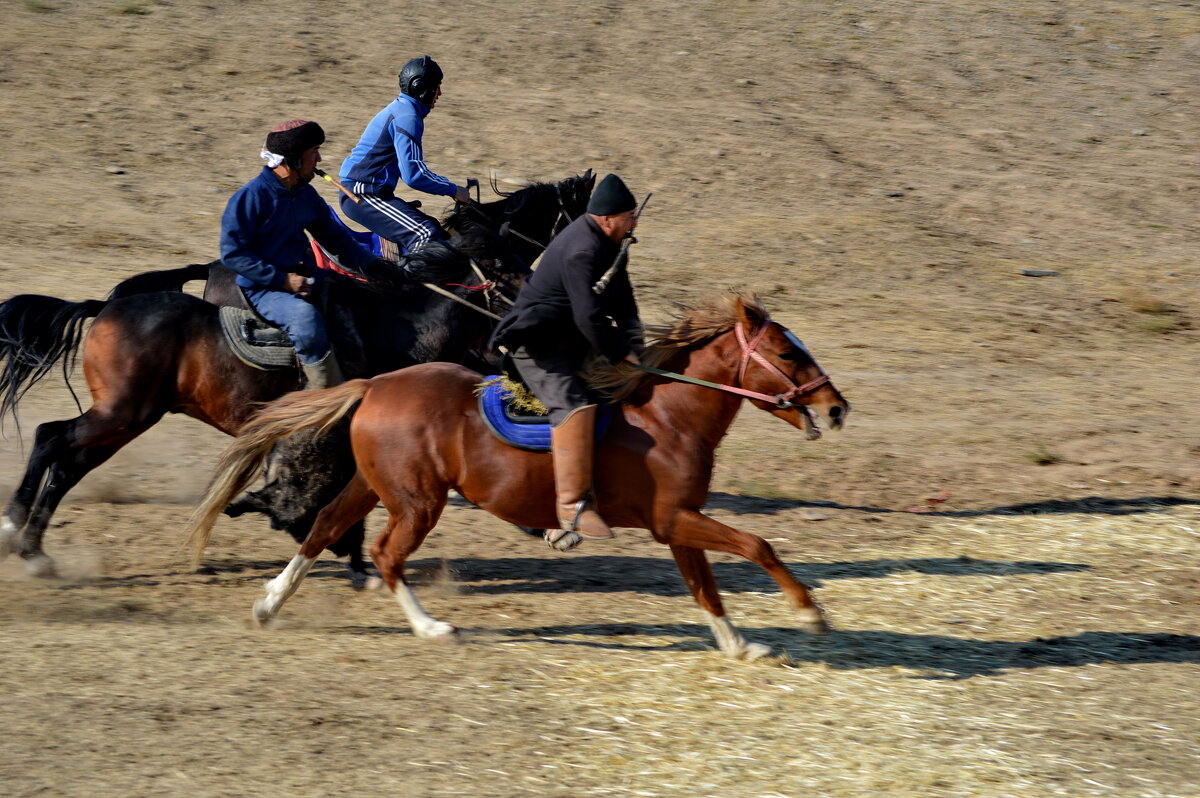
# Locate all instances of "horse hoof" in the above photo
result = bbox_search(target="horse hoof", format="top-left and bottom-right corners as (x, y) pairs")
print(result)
(25, 554), (58, 579)
(416, 621), (459, 640)
(738, 642), (774, 661)
(802, 620), (830, 635)
(362, 576), (385, 592)
(0, 518), (17, 559)
(251, 599), (276, 627)
(544, 529), (583, 552)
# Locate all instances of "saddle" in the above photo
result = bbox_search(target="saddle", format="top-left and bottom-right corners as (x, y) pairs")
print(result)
(477, 378), (613, 452)
(218, 306), (297, 370)
(207, 253), (369, 374)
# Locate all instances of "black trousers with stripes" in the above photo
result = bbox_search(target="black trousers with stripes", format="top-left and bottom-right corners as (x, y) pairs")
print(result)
(340, 191), (447, 254)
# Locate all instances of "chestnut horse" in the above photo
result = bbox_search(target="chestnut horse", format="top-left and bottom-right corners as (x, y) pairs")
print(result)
(186, 294), (850, 659)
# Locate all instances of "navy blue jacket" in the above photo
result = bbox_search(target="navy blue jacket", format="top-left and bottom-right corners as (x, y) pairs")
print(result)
(491, 214), (640, 363)
(220, 167), (378, 290)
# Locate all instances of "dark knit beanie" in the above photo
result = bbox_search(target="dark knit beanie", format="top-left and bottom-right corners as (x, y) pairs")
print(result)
(587, 173), (637, 216)
(264, 119), (325, 159)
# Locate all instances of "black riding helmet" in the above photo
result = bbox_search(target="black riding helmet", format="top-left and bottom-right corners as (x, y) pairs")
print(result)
(399, 55), (444, 108)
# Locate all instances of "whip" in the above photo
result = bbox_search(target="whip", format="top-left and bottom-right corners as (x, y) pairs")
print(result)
(592, 192), (652, 294)
(314, 169), (360, 204)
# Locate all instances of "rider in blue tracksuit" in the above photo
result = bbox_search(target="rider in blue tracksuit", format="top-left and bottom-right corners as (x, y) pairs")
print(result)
(220, 119), (384, 389)
(338, 56), (471, 254)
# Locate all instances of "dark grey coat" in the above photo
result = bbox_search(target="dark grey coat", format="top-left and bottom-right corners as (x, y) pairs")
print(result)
(490, 214), (640, 363)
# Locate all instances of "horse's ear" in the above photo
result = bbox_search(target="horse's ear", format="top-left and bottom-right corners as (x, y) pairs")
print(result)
(583, 168), (595, 189)
(734, 294), (768, 327)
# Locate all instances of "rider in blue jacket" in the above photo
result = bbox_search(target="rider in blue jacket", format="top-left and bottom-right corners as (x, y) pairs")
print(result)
(339, 56), (471, 254)
(220, 119), (383, 389)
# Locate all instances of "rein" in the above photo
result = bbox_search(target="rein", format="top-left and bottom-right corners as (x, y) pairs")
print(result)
(631, 322), (830, 409)
(422, 280), (502, 321)
(424, 179), (583, 322)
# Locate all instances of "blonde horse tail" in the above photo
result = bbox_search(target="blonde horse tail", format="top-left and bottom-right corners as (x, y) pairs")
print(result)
(184, 379), (372, 566)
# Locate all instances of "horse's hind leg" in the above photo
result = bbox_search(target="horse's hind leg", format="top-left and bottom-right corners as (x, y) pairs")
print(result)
(1, 419), (72, 559)
(372, 493), (454, 639)
(7, 412), (151, 576)
(253, 471), (379, 626)
(663, 509), (828, 647)
(669, 544), (772, 661)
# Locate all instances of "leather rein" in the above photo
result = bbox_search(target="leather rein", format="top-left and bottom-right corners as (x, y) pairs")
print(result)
(633, 321), (830, 409)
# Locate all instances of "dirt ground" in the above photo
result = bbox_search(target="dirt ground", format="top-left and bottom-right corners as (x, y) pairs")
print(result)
(1, 1), (1198, 796)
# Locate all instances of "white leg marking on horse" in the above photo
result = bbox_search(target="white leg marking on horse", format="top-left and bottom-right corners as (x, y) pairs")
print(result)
(253, 554), (317, 625)
(391, 581), (457, 639)
(707, 612), (772, 661)
(0, 518), (17, 559)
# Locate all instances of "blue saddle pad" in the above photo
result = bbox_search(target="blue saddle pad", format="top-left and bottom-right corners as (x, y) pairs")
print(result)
(478, 381), (613, 452)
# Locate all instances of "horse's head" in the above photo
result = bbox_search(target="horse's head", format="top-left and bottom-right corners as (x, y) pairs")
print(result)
(553, 168), (595, 229)
(446, 171), (595, 267)
(732, 297), (850, 439)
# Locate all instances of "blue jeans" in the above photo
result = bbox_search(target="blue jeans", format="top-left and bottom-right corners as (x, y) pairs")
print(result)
(243, 288), (329, 365)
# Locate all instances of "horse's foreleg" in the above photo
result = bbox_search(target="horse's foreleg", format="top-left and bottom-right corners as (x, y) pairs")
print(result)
(253, 472), (379, 626)
(372, 495), (454, 640)
(666, 509), (828, 637)
(668, 544), (773, 660)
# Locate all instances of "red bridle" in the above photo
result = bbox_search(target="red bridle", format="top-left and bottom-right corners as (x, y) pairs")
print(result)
(734, 322), (830, 408)
(632, 321), (832, 409)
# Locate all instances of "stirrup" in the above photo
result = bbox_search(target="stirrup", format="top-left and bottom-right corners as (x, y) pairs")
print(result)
(560, 498), (615, 540)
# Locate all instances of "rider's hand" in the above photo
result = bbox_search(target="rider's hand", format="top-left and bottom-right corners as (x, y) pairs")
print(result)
(623, 350), (642, 366)
(285, 272), (311, 297)
(453, 184), (472, 204)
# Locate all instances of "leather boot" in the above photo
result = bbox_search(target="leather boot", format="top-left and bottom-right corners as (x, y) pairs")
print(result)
(550, 405), (614, 540)
(301, 350), (344, 390)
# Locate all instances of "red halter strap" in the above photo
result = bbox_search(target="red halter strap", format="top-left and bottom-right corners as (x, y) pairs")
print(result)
(735, 322), (830, 407)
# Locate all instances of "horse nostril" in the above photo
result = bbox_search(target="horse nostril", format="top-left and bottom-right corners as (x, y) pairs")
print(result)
(829, 405), (844, 421)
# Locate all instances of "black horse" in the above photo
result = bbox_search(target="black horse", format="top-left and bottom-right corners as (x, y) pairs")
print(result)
(0, 172), (595, 580)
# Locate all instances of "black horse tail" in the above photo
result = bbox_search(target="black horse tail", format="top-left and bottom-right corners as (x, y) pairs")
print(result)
(0, 294), (107, 421)
(185, 380), (372, 565)
(107, 261), (214, 300)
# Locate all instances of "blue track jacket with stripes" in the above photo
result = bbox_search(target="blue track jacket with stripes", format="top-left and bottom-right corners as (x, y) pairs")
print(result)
(220, 167), (378, 290)
(338, 93), (458, 198)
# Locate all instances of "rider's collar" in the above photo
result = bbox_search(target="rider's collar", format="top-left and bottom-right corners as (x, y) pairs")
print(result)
(397, 92), (432, 118)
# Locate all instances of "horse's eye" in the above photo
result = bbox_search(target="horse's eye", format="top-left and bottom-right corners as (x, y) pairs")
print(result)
(779, 350), (799, 361)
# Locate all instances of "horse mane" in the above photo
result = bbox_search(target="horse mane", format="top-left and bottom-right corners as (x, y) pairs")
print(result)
(586, 291), (767, 403)
(441, 180), (556, 233)
(441, 172), (593, 233)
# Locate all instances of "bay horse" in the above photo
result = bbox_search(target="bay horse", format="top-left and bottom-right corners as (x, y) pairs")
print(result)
(0, 173), (595, 579)
(186, 294), (851, 660)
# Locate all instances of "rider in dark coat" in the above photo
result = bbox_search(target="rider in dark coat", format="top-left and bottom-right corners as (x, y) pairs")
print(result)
(491, 173), (643, 550)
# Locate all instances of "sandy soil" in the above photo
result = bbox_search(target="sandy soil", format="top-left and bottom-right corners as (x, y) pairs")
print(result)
(1, 2), (1197, 796)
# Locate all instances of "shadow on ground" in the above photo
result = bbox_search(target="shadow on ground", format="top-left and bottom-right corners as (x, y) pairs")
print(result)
(706, 492), (1199, 518)
(475, 624), (1200, 679)
(439, 554), (1089, 595)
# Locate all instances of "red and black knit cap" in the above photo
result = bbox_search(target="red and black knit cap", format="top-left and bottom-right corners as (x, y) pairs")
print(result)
(264, 119), (325, 159)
